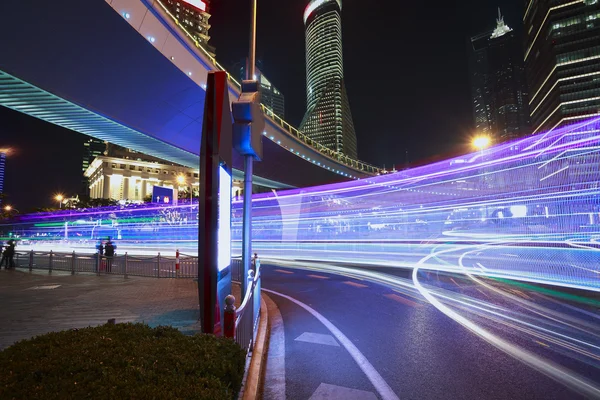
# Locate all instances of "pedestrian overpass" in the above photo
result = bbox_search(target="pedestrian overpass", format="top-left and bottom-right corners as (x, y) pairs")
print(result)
(0, 0), (380, 189)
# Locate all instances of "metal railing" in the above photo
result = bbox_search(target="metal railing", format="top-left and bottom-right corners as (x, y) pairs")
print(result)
(234, 262), (262, 353)
(151, 0), (381, 176)
(11, 250), (199, 278)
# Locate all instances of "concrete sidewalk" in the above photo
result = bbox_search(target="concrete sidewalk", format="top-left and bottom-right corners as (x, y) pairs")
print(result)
(0, 268), (211, 350)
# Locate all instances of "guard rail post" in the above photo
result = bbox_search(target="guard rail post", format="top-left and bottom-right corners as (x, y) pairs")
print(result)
(224, 295), (236, 339)
(157, 252), (161, 278)
(124, 252), (128, 278)
(49, 250), (53, 273)
(175, 249), (180, 278)
(96, 252), (100, 275)
(29, 250), (33, 271)
(71, 251), (76, 275)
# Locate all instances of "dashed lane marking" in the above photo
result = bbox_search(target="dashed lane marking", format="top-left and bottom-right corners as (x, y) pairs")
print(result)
(274, 269), (294, 274)
(309, 383), (377, 400)
(307, 274), (330, 280)
(383, 293), (420, 308)
(343, 281), (368, 288)
(295, 332), (340, 347)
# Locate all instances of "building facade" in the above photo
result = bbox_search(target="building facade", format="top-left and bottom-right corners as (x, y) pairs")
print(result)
(81, 138), (107, 196)
(240, 62), (285, 119)
(0, 151), (5, 204)
(300, 0), (357, 159)
(163, 0), (215, 56)
(469, 10), (530, 142)
(525, 0), (600, 134)
(85, 145), (244, 202)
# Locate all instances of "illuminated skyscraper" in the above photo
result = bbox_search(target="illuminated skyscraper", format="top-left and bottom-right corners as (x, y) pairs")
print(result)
(163, 0), (215, 56)
(240, 61), (285, 119)
(0, 151), (5, 204)
(300, 0), (357, 159)
(469, 9), (530, 142)
(525, 0), (600, 134)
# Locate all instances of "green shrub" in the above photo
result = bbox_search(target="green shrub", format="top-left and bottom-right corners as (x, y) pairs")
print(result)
(0, 323), (246, 400)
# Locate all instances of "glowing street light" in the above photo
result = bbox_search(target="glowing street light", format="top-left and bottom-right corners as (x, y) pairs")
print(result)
(176, 174), (192, 206)
(3, 205), (19, 214)
(55, 194), (64, 209)
(473, 136), (491, 150)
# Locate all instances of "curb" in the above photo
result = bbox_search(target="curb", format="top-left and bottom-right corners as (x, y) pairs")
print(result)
(239, 294), (269, 400)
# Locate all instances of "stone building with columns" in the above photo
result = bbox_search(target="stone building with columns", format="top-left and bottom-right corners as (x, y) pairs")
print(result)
(85, 155), (201, 201)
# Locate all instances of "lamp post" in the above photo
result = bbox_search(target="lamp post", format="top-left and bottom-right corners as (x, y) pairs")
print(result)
(3, 205), (19, 214)
(55, 194), (64, 209)
(176, 174), (193, 206)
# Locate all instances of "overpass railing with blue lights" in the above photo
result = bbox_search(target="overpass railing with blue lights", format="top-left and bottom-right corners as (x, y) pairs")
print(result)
(151, 0), (381, 176)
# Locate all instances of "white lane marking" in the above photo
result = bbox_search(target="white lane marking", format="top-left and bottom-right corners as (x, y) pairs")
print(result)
(295, 332), (340, 347)
(309, 383), (377, 400)
(262, 288), (400, 400)
(27, 285), (61, 290)
(263, 293), (286, 400)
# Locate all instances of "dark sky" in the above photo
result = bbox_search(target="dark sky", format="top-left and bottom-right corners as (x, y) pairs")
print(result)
(0, 0), (523, 211)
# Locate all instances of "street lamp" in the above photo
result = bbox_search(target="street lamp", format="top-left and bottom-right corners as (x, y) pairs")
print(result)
(473, 136), (491, 151)
(3, 205), (19, 214)
(55, 194), (64, 209)
(176, 174), (192, 206)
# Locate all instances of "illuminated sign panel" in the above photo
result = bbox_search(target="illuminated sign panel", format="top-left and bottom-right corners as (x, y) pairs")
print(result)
(182, 0), (206, 11)
(218, 165), (231, 271)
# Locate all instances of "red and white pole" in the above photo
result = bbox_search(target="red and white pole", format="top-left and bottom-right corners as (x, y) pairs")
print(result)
(176, 249), (180, 276)
(224, 295), (236, 339)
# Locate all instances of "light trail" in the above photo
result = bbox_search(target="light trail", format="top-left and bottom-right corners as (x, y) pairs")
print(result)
(2, 117), (600, 290)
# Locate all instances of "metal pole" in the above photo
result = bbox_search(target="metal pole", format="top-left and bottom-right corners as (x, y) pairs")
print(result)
(242, 156), (253, 294)
(242, 0), (257, 295)
(248, 0), (257, 80)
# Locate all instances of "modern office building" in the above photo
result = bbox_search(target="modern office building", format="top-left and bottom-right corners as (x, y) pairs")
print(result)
(525, 0), (600, 134)
(469, 9), (530, 143)
(240, 61), (285, 119)
(163, 0), (215, 56)
(0, 151), (6, 204)
(81, 138), (107, 196)
(300, 0), (357, 159)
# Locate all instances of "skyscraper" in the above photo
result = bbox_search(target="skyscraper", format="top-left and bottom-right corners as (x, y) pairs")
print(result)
(0, 151), (5, 205)
(525, 0), (600, 134)
(163, 0), (215, 56)
(469, 10), (530, 143)
(81, 138), (106, 196)
(240, 61), (285, 119)
(300, 0), (357, 159)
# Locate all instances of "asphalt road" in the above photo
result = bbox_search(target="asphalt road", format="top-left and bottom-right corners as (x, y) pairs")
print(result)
(260, 260), (600, 400)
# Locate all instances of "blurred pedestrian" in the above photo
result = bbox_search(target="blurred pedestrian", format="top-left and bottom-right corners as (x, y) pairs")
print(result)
(104, 238), (115, 272)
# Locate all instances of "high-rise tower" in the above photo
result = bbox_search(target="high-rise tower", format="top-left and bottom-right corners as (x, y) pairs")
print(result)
(164, 0), (215, 56)
(300, 0), (357, 159)
(525, 0), (600, 134)
(469, 9), (530, 143)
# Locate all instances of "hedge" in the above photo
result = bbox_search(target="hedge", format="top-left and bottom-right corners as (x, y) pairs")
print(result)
(0, 323), (246, 400)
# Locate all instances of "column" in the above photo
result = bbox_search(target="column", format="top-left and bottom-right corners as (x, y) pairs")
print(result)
(141, 179), (147, 200)
(123, 177), (130, 201)
(103, 175), (111, 199)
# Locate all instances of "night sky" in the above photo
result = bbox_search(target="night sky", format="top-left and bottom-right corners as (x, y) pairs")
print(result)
(0, 0), (523, 211)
